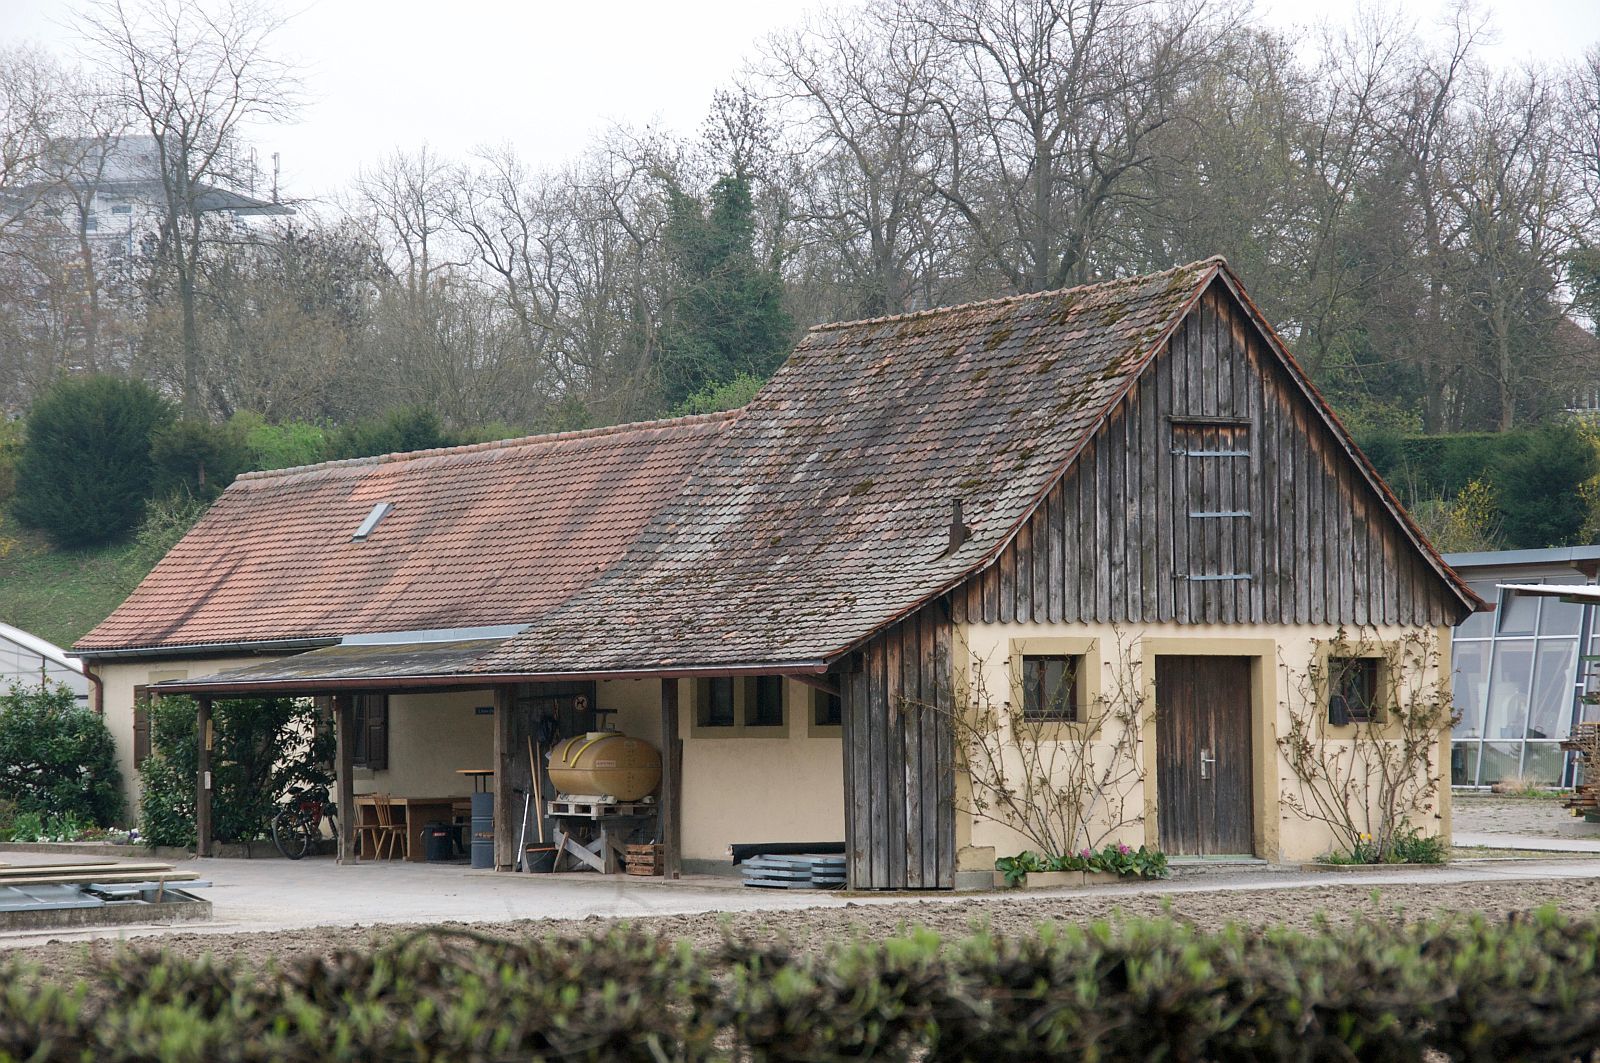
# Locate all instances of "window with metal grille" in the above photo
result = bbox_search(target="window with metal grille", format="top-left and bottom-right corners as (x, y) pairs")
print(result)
(1021, 654), (1082, 721)
(1328, 657), (1382, 725)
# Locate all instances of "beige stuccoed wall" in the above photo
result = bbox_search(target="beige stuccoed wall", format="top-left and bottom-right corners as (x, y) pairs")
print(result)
(352, 689), (496, 797)
(958, 621), (1453, 865)
(92, 655), (286, 822)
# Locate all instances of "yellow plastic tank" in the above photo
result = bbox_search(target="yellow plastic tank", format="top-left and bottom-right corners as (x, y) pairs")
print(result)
(546, 732), (662, 801)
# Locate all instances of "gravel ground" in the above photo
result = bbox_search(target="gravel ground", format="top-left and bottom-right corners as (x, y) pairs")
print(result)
(1454, 794), (1600, 838)
(16, 874), (1600, 985)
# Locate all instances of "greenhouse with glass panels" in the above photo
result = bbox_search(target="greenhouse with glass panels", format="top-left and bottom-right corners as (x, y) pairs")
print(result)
(1445, 546), (1600, 788)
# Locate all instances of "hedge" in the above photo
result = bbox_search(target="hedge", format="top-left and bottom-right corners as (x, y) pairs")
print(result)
(5, 909), (1600, 1060)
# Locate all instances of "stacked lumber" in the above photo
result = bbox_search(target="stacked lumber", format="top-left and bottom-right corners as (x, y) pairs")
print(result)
(741, 854), (846, 890)
(624, 844), (663, 876)
(1562, 722), (1600, 816)
(0, 860), (199, 888)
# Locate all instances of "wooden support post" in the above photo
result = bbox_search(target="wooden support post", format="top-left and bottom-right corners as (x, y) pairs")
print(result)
(493, 685), (516, 871)
(333, 694), (356, 864)
(195, 696), (213, 858)
(660, 678), (681, 879)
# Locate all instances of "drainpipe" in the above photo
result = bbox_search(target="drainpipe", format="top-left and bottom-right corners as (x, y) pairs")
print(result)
(82, 661), (105, 715)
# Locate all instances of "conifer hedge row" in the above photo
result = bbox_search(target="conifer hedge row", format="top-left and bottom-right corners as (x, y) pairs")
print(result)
(3, 909), (1599, 1061)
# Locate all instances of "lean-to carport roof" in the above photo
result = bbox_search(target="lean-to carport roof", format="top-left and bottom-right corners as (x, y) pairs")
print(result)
(75, 412), (737, 656)
(475, 259), (1227, 675)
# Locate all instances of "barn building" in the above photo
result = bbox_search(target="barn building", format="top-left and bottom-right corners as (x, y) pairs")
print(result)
(74, 258), (1479, 888)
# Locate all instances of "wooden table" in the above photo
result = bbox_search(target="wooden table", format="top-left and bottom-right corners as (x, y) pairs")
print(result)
(354, 796), (462, 862)
(455, 769), (494, 793)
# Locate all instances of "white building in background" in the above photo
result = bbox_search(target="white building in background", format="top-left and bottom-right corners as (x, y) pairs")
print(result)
(0, 623), (89, 703)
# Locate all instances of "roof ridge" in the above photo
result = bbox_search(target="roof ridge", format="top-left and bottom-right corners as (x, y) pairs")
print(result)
(234, 408), (744, 483)
(803, 256), (1227, 334)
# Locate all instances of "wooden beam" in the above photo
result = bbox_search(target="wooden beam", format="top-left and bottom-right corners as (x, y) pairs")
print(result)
(790, 674), (841, 697)
(493, 685), (517, 871)
(660, 678), (681, 879)
(333, 694), (356, 864)
(195, 696), (213, 858)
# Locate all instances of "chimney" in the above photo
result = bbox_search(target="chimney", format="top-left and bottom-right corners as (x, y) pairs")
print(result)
(943, 498), (972, 557)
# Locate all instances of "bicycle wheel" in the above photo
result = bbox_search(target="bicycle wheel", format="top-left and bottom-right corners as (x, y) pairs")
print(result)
(272, 806), (313, 860)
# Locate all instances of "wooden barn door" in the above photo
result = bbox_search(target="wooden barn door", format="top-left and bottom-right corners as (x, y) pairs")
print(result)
(1155, 656), (1254, 855)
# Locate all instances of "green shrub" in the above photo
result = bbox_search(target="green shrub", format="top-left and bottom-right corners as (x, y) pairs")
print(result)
(13, 913), (1600, 1059)
(230, 412), (328, 471)
(0, 683), (122, 828)
(11, 375), (174, 546)
(138, 695), (329, 847)
(328, 406), (456, 460)
(149, 420), (251, 502)
(0, 417), (21, 506)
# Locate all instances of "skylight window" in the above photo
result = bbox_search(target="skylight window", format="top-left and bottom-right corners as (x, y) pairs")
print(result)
(351, 502), (394, 541)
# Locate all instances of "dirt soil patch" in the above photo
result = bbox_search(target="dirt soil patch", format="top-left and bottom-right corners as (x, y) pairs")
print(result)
(15, 875), (1600, 985)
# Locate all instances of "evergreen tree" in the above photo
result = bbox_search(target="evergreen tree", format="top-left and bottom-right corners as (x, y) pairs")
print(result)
(13, 375), (173, 546)
(657, 173), (794, 409)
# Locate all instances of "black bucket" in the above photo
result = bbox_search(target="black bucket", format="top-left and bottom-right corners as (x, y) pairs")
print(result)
(523, 846), (557, 873)
(423, 821), (455, 862)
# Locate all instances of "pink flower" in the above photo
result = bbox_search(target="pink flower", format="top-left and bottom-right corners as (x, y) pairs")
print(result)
(1117, 843), (1131, 855)
(1079, 848), (1092, 859)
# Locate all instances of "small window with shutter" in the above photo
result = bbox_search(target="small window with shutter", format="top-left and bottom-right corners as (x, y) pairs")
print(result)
(132, 686), (152, 767)
(351, 693), (389, 770)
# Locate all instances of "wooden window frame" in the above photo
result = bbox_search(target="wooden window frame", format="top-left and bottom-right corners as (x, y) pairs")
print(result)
(689, 676), (797, 738)
(1007, 637), (1102, 739)
(1327, 655), (1385, 726)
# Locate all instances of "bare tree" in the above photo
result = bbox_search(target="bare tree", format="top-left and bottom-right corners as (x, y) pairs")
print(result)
(79, 0), (301, 417)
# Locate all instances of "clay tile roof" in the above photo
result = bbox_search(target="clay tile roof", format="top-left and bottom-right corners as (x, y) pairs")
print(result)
(74, 411), (739, 654)
(475, 258), (1226, 674)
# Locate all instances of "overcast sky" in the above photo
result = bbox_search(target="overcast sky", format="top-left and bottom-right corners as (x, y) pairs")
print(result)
(2, 0), (1597, 205)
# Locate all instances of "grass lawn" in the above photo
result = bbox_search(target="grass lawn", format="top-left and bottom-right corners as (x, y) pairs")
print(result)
(0, 521), (164, 649)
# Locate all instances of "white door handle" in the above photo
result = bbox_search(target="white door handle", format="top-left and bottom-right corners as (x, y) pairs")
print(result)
(1199, 749), (1214, 780)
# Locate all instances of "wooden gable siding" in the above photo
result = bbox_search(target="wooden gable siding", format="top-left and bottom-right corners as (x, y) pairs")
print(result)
(951, 283), (1460, 628)
(841, 599), (955, 889)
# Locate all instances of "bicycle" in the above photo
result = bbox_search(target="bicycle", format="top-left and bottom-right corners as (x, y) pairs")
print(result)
(271, 785), (338, 860)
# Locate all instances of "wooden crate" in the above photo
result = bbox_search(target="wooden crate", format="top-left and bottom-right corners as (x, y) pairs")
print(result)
(625, 844), (663, 876)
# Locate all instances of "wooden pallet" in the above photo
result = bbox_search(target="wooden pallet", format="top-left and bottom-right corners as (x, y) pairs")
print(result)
(625, 844), (663, 877)
(549, 798), (654, 819)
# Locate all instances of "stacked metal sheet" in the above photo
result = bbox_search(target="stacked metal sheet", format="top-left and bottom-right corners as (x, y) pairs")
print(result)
(740, 853), (847, 889)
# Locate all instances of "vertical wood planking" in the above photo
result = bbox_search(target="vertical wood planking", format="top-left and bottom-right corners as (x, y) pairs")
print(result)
(334, 694), (356, 864)
(943, 280), (1463, 631)
(195, 696), (213, 858)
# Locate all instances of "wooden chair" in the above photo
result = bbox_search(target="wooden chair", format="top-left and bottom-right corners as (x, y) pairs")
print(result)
(357, 794), (407, 860)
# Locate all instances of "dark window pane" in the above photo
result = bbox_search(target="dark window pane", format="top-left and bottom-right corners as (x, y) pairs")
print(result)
(815, 688), (842, 727)
(1528, 640), (1579, 740)
(703, 678), (734, 727)
(1452, 641), (1491, 740)
(1328, 657), (1379, 724)
(1022, 655), (1078, 721)
(749, 676), (784, 727)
